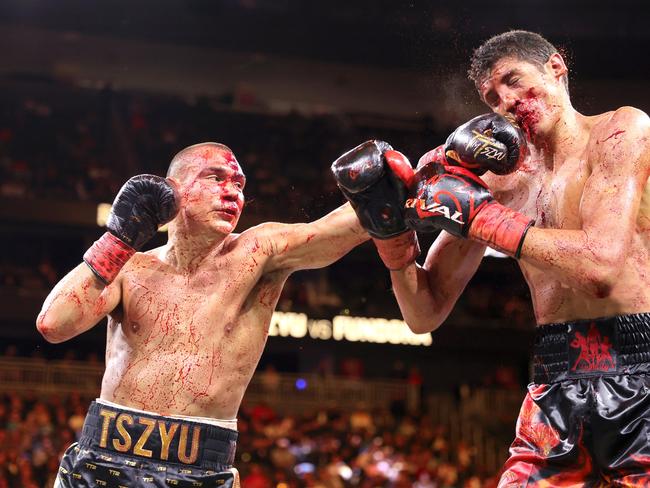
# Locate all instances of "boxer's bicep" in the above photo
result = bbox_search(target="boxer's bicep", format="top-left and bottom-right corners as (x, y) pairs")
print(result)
(263, 203), (369, 273)
(37, 263), (122, 343)
(580, 109), (650, 264)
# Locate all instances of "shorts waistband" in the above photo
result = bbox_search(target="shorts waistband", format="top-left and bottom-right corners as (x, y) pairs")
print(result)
(96, 398), (237, 431)
(533, 313), (650, 384)
(79, 401), (238, 470)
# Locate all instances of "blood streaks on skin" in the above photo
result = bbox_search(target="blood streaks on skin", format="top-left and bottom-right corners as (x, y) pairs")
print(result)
(600, 130), (626, 144)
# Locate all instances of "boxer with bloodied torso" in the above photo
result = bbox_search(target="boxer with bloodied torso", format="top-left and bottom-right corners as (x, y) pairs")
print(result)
(333, 31), (650, 485)
(38, 142), (370, 487)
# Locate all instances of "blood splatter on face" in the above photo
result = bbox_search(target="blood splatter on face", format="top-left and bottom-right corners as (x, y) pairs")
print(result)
(480, 58), (564, 143)
(175, 145), (246, 234)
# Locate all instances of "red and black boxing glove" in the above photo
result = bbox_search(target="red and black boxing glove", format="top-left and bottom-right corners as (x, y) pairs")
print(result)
(405, 163), (533, 258)
(331, 140), (420, 270)
(83, 175), (180, 284)
(442, 113), (527, 176)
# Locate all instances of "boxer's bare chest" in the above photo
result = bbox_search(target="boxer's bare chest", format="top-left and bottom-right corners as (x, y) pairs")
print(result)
(490, 140), (596, 321)
(103, 236), (290, 415)
(114, 242), (283, 351)
(495, 151), (591, 230)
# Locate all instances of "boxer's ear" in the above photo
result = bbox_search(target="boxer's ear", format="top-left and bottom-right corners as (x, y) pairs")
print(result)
(546, 53), (568, 82)
(165, 176), (184, 207)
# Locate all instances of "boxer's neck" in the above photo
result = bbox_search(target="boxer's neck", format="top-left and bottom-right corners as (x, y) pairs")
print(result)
(531, 105), (589, 170)
(165, 225), (228, 272)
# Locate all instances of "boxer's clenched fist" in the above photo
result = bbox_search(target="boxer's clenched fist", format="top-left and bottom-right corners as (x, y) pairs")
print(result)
(405, 162), (533, 258)
(84, 175), (179, 284)
(332, 140), (419, 270)
(444, 113), (527, 175)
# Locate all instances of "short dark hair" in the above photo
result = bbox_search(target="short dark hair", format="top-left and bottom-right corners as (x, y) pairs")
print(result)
(468, 30), (569, 94)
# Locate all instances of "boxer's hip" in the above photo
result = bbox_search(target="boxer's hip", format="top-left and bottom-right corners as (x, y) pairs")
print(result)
(532, 312), (650, 384)
(56, 400), (239, 487)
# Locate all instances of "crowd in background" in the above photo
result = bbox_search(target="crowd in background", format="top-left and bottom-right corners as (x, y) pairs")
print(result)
(0, 85), (533, 327)
(0, 85), (435, 214)
(0, 84), (530, 487)
(0, 390), (499, 488)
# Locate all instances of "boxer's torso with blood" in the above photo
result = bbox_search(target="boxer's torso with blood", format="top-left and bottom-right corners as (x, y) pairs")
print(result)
(491, 116), (650, 325)
(101, 231), (287, 419)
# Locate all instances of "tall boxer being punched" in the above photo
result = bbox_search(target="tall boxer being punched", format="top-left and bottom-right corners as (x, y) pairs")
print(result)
(334, 30), (650, 485)
(38, 142), (371, 487)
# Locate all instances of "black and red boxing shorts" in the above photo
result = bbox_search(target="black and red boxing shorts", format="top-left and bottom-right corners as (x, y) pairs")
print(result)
(499, 313), (650, 487)
(55, 401), (240, 488)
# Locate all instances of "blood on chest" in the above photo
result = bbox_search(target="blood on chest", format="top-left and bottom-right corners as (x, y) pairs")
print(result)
(497, 157), (590, 229)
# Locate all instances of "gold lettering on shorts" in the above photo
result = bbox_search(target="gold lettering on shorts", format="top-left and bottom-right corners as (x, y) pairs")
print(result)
(167, 480), (179, 486)
(178, 425), (201, 464)
(156, 466), (167, 471)
(133, 417), (156, 457)
(142, 476), (154, 483)
(96, 479), (107, 486)
(99, 454), (113, 462)
(109, 469), (120, 477)
(59, 467), (68, 474)
(124, 459), (137, 467)
(72, 473), (81, 479)
(98, 409), (118, 448)
(158, 421), (179, 461)
(112, 414), (134, 452)
(192, 482), (203, 487)
(179, 468), (192, 474)
(85, 463), (96, 470)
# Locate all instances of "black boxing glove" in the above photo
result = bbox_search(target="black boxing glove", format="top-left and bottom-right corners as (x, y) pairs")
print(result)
(332, 140), (419, 270)
(405, 163), (533, 258)
(83, 175), (179, 284)
(444, 113), (527, 175)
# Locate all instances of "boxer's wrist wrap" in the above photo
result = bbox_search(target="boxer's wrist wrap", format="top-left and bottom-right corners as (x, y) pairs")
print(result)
(83, 232), (136, 285)
(469, 203), (533, 258)
(372, 231), (420, 270)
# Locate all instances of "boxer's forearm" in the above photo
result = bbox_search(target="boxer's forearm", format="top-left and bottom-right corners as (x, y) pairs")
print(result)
(390, 264), (449, 333)
(520, 227), (626, 298)
(263, 203), (369, 273)
(36, 263), (119, 343)
(391, 233), (486, 333)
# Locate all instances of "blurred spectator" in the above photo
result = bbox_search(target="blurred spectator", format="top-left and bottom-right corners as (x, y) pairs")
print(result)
(0, 390), (502, 488)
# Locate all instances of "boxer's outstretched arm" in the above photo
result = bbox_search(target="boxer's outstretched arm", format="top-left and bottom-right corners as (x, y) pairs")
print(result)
(260, 203), (369, 273)
(519, 107), (650, 297)
(390, 232), (486, 333)
(36, 264), (121, 343)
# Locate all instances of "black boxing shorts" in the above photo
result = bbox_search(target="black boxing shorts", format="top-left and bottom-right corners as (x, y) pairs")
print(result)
(498, 313), (650, 487)
(54, 400), (239, 488)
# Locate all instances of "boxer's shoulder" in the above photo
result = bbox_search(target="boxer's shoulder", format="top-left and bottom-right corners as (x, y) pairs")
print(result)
(237, 221), (293, 247)
(586, 107), (650, 173)
(589, 107), (650, 147)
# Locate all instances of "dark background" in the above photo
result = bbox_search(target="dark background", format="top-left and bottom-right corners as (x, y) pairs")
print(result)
(1, 0), (649, 388)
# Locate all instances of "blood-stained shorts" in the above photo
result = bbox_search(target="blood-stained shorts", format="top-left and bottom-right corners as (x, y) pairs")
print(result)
(498, 313), (650, 487)
(54, 401), (240, 488)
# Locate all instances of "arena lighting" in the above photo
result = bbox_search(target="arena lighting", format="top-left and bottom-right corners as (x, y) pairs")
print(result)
(268, 311), (432, 346)
(96, 203), (168, 232)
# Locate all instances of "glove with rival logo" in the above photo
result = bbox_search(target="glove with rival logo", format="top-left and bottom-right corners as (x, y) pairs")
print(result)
(332, 140), (420, 270)
(83, 175), (180, 284)
(405, 163), (533, 258)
